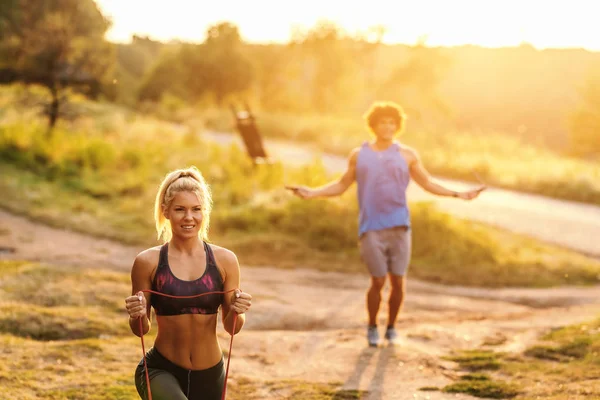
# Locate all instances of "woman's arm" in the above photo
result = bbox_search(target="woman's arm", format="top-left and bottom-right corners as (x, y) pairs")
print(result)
(125, 251), (155, 337)
(220, 249), (251, 335)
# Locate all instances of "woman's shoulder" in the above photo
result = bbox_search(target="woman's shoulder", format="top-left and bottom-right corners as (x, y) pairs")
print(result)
(206, 243), (239, 268)
(133, 246), (163, 269)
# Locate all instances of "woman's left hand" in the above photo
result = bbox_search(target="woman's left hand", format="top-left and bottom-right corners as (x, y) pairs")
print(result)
(230, 289), (252, 314)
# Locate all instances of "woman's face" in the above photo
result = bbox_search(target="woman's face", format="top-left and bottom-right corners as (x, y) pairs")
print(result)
(164, 191), (203, 239)
(374, 116), (398, 141)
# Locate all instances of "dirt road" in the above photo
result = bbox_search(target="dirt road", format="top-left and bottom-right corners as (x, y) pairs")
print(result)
(2, 209), (600, 399)
(204, 131), (600, 258)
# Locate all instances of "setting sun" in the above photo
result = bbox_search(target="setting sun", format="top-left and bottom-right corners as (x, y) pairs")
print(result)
(96, 0), (600, 50)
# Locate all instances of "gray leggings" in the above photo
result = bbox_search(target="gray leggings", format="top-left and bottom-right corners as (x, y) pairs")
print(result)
(135, 347), (225, 400)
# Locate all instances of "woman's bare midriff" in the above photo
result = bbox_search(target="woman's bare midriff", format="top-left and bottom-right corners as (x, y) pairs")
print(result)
(154, 313), (222, 370)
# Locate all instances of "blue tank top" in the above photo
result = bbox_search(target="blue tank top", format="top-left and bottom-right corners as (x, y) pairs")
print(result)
(356, 141), (411, 236)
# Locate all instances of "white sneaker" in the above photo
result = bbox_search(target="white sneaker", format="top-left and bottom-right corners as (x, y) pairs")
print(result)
(367, 326), (380, 347)
(385, 326), (398, 344)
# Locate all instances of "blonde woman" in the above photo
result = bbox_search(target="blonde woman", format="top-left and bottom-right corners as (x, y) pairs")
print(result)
(125, 166), (252, 400)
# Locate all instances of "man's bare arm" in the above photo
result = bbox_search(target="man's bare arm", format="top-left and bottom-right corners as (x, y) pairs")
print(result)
(408, 148), (485, 199)
(287, 148), (359, 199)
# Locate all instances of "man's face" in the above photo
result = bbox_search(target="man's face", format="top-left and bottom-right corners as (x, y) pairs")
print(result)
(374, 117), (398, 140)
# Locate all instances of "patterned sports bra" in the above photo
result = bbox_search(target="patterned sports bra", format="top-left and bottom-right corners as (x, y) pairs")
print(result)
(151, 242), (224, 316)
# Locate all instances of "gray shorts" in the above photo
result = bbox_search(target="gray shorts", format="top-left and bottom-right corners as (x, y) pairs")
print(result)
(359, 226), (412, 277)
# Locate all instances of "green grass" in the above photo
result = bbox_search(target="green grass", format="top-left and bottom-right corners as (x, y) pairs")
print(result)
(2, 84), (600, 288)
(501, 320), (600, 399)
(0, 259), (366, 399)
(262, 380), (366, 399)
(0, 260), (142, 399)
(200, 107), (600, 206)
(3, 83), (599, 206)
(3, 158), (600, 288)
(445, 350), (503, 371)
(441, 319), (600, 399)
(2, 260), (598, 399)
(443, 378), (520, 399)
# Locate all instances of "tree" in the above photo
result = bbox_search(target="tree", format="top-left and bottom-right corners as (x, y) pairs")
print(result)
(137, 46), (189, 102)
(570, 66), (600, 156)
(0, 0), (113, 132)
(249, 44), (299, 112)
(136, 23), (252, 106)
(291, 21), (355, 113)
(377, 37), (453, 127)
(202, 22), (252, 105)
(114, 36), (165, 104)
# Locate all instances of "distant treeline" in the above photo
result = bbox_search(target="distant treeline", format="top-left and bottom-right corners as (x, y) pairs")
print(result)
(1, 0), (599, 154)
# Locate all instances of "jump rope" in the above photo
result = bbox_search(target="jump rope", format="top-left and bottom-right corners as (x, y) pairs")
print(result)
(136, 288), (240, 400)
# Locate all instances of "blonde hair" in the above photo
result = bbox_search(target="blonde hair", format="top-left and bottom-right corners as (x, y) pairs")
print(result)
(154, 166), (212, 242)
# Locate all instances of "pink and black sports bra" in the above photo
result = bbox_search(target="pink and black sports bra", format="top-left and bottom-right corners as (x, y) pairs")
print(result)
(151, 242), (224, 316)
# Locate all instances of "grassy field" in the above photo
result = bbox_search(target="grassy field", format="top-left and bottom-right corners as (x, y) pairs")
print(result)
(434, 318), (600, 399)
(0, 259), (597, 399)
(0, 260), (366, 400)
(2, 144), (600, 289)
(2, 85), (600, 288)
(3, 84), (599, 206)
(198, 107), (600, 206)
(2, 85), (600, 399)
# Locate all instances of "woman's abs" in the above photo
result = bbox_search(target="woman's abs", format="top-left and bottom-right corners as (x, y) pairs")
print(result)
(154, 314), (222, 370)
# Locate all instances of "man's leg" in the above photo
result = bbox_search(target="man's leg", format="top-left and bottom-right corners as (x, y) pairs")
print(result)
(359, 230), (388, 346)
(385, 227), (411, 342)
(387, 274), (405, 327)
(367, 276), (387, 326)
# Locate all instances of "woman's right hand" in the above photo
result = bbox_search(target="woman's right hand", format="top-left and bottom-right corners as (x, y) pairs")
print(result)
(125, 291), (147, 319)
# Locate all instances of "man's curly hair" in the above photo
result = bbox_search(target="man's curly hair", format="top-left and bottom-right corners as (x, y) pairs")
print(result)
(363, 101), (407, 135)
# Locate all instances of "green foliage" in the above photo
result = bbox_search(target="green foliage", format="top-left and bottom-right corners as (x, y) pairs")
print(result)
(445, 350), (502, 371)
(113, 36), (165, 105)
(137, 47), (188, 102)
(264, 380), (366, 399)
(525, 319), (600, 362)
(2, 88), (600, 288)
(525, 338), (591, 362)
(443, 352), (519, 398)
(570, 65), (600, 156)
(378, 40), (453, 122)
(0, 303), (129, 340)
(197, 109), (600, 205)
(443, 379), (519, 399)
(291, 21), (356, 113)
(470, 318), (600, 398)
(0, 0), (114, 128)
(137, 23), (252, 105)
(440, 320), (600, 398)
(0, 0), (112, 78)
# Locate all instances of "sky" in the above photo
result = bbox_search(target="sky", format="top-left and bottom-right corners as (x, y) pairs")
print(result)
(94, 0), (599, 51)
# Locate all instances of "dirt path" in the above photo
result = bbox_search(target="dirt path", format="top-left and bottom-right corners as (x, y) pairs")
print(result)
(2, 209), (600, 400)
(203, 131), (600, 258)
